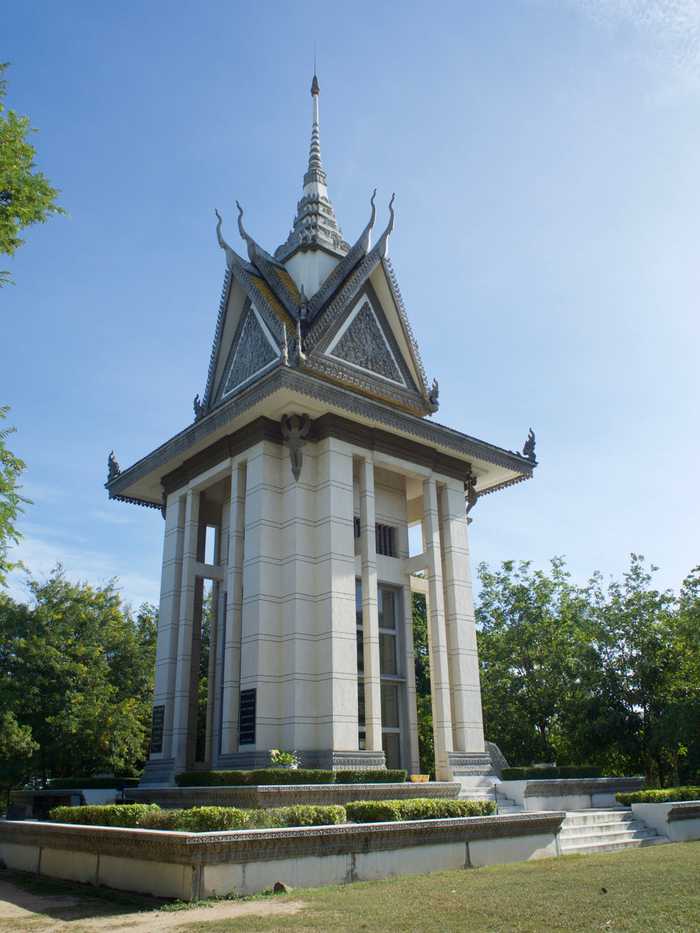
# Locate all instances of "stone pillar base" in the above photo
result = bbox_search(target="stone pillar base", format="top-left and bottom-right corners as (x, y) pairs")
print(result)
(447, 752), (496, 779)
(139, 757), (177, 786)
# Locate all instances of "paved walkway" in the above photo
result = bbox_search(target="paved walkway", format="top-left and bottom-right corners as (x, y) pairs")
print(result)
(0, 873), (303, 932)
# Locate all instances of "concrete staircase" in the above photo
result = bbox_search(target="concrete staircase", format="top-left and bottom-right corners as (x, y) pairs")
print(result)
(455, 777), (524, 814)
(558, 809), (667, 855)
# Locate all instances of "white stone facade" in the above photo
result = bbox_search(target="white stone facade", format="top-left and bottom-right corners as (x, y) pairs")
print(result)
(143, 424), (489, 782)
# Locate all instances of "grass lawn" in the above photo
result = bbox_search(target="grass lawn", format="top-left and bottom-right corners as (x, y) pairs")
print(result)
(1, 842), (698, 932)
(179, 842), (700, 933)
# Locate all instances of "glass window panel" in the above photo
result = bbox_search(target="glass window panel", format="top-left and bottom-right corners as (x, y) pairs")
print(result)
(378, 588), (397, 630)
(355, 579), (362, 621)
(381, 683), (400, 729)
(357, 683), (365, 727)
(382, 731), (402, 770)
(379, 633), (397, 675)
(356, 630), (364, 673)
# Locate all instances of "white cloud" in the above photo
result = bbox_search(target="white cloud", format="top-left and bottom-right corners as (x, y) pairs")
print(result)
(565, 0), (700, 87)
(6, 533), (159, 609)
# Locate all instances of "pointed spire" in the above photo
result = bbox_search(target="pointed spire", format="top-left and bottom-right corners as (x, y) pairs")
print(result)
(304, 73), (326, 192)
(275, 73), (349, 261)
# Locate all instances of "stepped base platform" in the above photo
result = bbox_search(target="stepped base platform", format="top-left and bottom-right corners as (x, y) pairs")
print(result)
(0, 811), (564, 900)
(125, 781), (461, 810)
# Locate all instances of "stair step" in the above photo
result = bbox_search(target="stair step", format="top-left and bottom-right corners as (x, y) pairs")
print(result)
(560, 836), (667, 856)
(560, 829), (658, 846)
(561, 811), (632, 827)
(559, 821), (641, 836)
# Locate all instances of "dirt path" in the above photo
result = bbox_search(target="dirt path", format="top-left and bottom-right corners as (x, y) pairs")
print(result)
(0, 877), (305, 932)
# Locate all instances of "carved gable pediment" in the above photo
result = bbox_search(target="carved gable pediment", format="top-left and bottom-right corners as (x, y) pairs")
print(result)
(217, 303), (280, 402)
(326, 297), (405, 386)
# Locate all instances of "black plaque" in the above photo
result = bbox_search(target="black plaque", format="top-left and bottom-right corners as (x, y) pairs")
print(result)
(150, 704), (165, 753)
(239, 689), (256, 745)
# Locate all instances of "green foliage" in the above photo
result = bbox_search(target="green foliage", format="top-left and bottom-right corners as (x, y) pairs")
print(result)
(0, 407), (29, 588)
(48, 777), (141, 790)
(175, 768), (336, 786)
(269, 749), (299, 767)
(0, 568), (157, 782)
(476, 555), (700, 786)
(335, 769), (407, 784)
(49, 803), (346, 831)
(500, 767), (602, 780)
(617, 787), (700, 805)
(0, 63), (64, 285)
(48, 804), (159, 827)
(346, 798), (495, 822)
(412, 593), (435, 777)
(0, 710), (37, 806)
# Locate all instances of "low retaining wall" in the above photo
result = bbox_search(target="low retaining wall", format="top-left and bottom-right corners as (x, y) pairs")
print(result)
(498, 777), (644, 811)
(0, 812), (564, 900)
(126, 781), (460, 810)
(631, 801), (700, 843)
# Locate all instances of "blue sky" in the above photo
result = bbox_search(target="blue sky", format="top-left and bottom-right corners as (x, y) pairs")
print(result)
(4, 0), (699, 607)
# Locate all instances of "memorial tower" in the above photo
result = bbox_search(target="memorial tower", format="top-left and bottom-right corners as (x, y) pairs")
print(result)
(106, 75), (537, 784)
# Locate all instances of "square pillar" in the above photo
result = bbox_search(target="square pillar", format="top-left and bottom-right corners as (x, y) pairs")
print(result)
(439, 481), (486, 755)
(422, 477), (454, 780)
(359, 458), (382, 752)
(171, 488), (200, 773)
(140, 491), (185, 782)
(220, 463), (246, 756)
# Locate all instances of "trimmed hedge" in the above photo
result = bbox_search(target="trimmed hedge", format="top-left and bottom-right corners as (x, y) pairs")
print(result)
(48, 804), (159, 827)
(48, 803), (346, 831)
(345, 798), (495, 823)
(175, 769), (335, 787)
(48, 777), (141, 790)
(335, 769), (407, 784)
(501, 766), (602, 781)
(617, 787), (700, 806)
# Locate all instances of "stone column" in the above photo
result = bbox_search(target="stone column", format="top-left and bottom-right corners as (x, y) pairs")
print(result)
(422, 477), (454, 779)
(145, 491), (185, 774)
(220, 463), (246, 756)
(398, 501), (420, 775)
(439, 481), (486, 754)
(314, 436), (358, 757)
(359, 458), (382, 752)
(171, 488), (200, 772)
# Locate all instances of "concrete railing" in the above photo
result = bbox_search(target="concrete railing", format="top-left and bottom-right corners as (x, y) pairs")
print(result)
(125, 781), (461, 810)
(498, 777), (644, 811)
(0, 811), (565, 900)
(631, 801), (700, 843)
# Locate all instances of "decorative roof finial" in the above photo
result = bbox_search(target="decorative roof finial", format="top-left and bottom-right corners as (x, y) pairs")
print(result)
(107, 450), (121, 483)
(377, 193), (396, 257)
(522, 428), (536, 463)
(311, 73), (320, 96)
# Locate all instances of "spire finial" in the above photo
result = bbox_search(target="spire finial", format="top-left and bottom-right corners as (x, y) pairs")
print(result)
(273, 73), (350, 261)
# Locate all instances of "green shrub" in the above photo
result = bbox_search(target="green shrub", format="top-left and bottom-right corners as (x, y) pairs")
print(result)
(617, 787), (700, 806)
(48, 804), (160, 827)
(175, 768), (335, 787)
(346, 798), (495, 823)
(49, 803), (346, 831)
(335, 769), (407, 784)
(501, 766), (602, 781)
(48, 777), (141, 790)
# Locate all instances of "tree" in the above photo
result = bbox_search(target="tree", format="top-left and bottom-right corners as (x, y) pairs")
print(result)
(476, 557), (594, 766)
(0, 406), (29, 588)
(586, 555), (699, 784)
(0, 711), (37, 811)
(0, 568), (157, 781)
(0, 63), (64, 285)
(412, 592), (434, 776)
